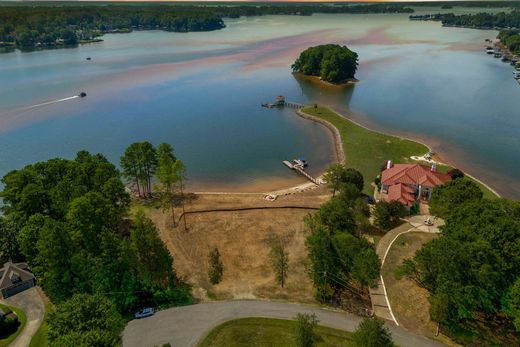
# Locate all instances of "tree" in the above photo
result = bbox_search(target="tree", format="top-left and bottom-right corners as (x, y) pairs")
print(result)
(448, 168), (464, 180)
(295, 313), (319, 347)
(208, 247), (224, 285)
(428, 178), (483, 219)
(323, 163), (346, 197)
(0, 216), (22, 261)
(505, 278), (520, 331)
(130, 211), (176, 286)
(270, 240), (289, 288)
(47, 293), (124, 345)
(312, 197), (357, 235)
(343, 168), (364, 193)
(156, 145), (178, 225)
(351, 247), (381, 288)
(373, 201), (406, 231)
(120, 142), (158, 197)
(173, 160), (188, 230)
(353, 316), (393, 347)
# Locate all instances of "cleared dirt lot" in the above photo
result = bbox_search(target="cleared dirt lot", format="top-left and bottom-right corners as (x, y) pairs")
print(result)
(141, 189), (331, 303)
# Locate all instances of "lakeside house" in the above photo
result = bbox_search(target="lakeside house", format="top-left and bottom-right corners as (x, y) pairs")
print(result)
(0, 262), (36, 299)
(380, 162), (451, 207)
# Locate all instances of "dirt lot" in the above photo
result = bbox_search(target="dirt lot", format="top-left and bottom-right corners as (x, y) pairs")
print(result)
(141, 188), (331, 303)
(381, 232), (440, 339)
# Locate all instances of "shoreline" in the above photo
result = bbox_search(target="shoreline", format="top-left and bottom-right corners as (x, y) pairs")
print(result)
(293, 72), (358, 87)
(321, 105), (501, 198)
(187, 104), (502, 199)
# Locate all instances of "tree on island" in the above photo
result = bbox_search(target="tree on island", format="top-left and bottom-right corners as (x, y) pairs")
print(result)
(292, 44), (358, 84)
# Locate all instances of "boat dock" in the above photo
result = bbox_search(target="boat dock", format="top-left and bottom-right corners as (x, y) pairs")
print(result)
(283, 160), (319, 185)
(262, 95), (305, 109)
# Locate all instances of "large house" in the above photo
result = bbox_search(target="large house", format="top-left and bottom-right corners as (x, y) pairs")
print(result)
(0, 262), (36, 299)
(380, 162), (451, 207)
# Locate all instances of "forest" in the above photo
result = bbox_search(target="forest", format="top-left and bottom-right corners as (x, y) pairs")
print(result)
(498, 29), (520, 54)
(292, 44), (359, 84)
(398, 178), (520, 345)
(0, 3), (414, 49)
(0, 145), (190, 345)
(410, 10), (520, 29)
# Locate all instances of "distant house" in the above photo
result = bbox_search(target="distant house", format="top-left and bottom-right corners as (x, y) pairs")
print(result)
(380, 162), (451, 207)
(0, 262), (36, 299)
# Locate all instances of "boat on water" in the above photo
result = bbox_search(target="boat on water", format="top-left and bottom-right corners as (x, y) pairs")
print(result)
(79, 92), (87, 97)
(513, 71), (520, 80)
(293, 157), (308, 168)
(494, 52), (503, 58)
(86, 57), (91, 61)
(502, 56), (511, 63)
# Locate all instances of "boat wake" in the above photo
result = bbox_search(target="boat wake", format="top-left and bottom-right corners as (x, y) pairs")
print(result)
(20, 95), (80, 111)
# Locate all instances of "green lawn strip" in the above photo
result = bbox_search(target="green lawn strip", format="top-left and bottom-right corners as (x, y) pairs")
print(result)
(28, 315), (48, 347)
(0, 303), (27, 347)
(302, 106), (427, 194)
(301, 106), (499, 198)
(197, 317), (355, 347)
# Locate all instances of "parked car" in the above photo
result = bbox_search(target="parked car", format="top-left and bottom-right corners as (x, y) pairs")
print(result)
(424, 218), (434, 226)
(134, 307), (155, 319)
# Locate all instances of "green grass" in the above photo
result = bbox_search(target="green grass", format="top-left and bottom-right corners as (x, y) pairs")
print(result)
(302, 106), (499, 199)
(197, 317), (355, 347)
(303, 106), (427, 194)
(0, 303), (27, 347)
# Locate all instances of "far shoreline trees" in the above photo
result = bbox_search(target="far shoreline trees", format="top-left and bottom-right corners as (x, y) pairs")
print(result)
(292, 44), (359, 84)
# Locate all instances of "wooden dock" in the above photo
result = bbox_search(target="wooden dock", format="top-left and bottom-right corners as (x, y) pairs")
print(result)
(283, 160), (319, 184)
(284, 101), (305, 109)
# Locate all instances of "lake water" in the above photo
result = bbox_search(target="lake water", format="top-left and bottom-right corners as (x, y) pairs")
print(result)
(1, 7), (519, 197)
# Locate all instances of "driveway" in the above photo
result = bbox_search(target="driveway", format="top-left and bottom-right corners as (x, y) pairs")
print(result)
(122, 300), (446, 347)
(0, 287), (45, 347)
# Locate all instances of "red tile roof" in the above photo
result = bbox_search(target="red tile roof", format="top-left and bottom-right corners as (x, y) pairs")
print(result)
(387, 183), (416, 206)
(382, 164), (451, 188)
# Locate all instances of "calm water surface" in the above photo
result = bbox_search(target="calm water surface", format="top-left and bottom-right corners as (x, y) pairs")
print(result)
(1, 8), (519, 197)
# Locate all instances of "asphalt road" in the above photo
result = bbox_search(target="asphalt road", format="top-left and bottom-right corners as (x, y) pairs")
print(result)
(122, 300), (446, 347)
(0, 287), (45, 347)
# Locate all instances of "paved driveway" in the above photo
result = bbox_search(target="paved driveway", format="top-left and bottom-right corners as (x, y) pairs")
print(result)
(123, 300), (446, 347)
(0, 287), (45, 347)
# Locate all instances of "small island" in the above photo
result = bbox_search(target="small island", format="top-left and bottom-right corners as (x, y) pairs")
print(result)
(291, 44), (359, 85)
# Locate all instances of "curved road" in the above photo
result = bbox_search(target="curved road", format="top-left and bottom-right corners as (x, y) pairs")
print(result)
(122, 300), (446, 347)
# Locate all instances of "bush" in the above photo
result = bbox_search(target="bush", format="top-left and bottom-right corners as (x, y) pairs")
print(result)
(208, 247), (224, 285)
(353, 316), (393, 347)
(0, 315), (20, 337)
(373, 201), (406, 231)
(295, 313), (319, 347)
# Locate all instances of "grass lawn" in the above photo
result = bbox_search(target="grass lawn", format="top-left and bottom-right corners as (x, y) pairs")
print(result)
(301, 106), (498, 198)
(197, 317), (355, 347)
(0, 303), (27, 347)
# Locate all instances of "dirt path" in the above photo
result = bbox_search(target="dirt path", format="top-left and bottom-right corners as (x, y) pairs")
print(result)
(0, 287), (45, 347)
(122, 300), (447, 347)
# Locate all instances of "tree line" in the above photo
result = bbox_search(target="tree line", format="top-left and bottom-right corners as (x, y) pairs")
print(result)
(397, 178), (520, 343)
(498, 29), (520, 54)
(306, 165), (380, 304)
(410, 10), (520, 30)
(0, 144), (190, 345)
(0, 3), (414, 50)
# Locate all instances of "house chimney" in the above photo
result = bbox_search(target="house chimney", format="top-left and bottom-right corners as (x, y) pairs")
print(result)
(386, 160), (393, 169)
(431, 164), (437, 172)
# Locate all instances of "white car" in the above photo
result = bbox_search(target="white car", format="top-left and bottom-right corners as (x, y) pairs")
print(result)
(134, 307), (155, 319)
